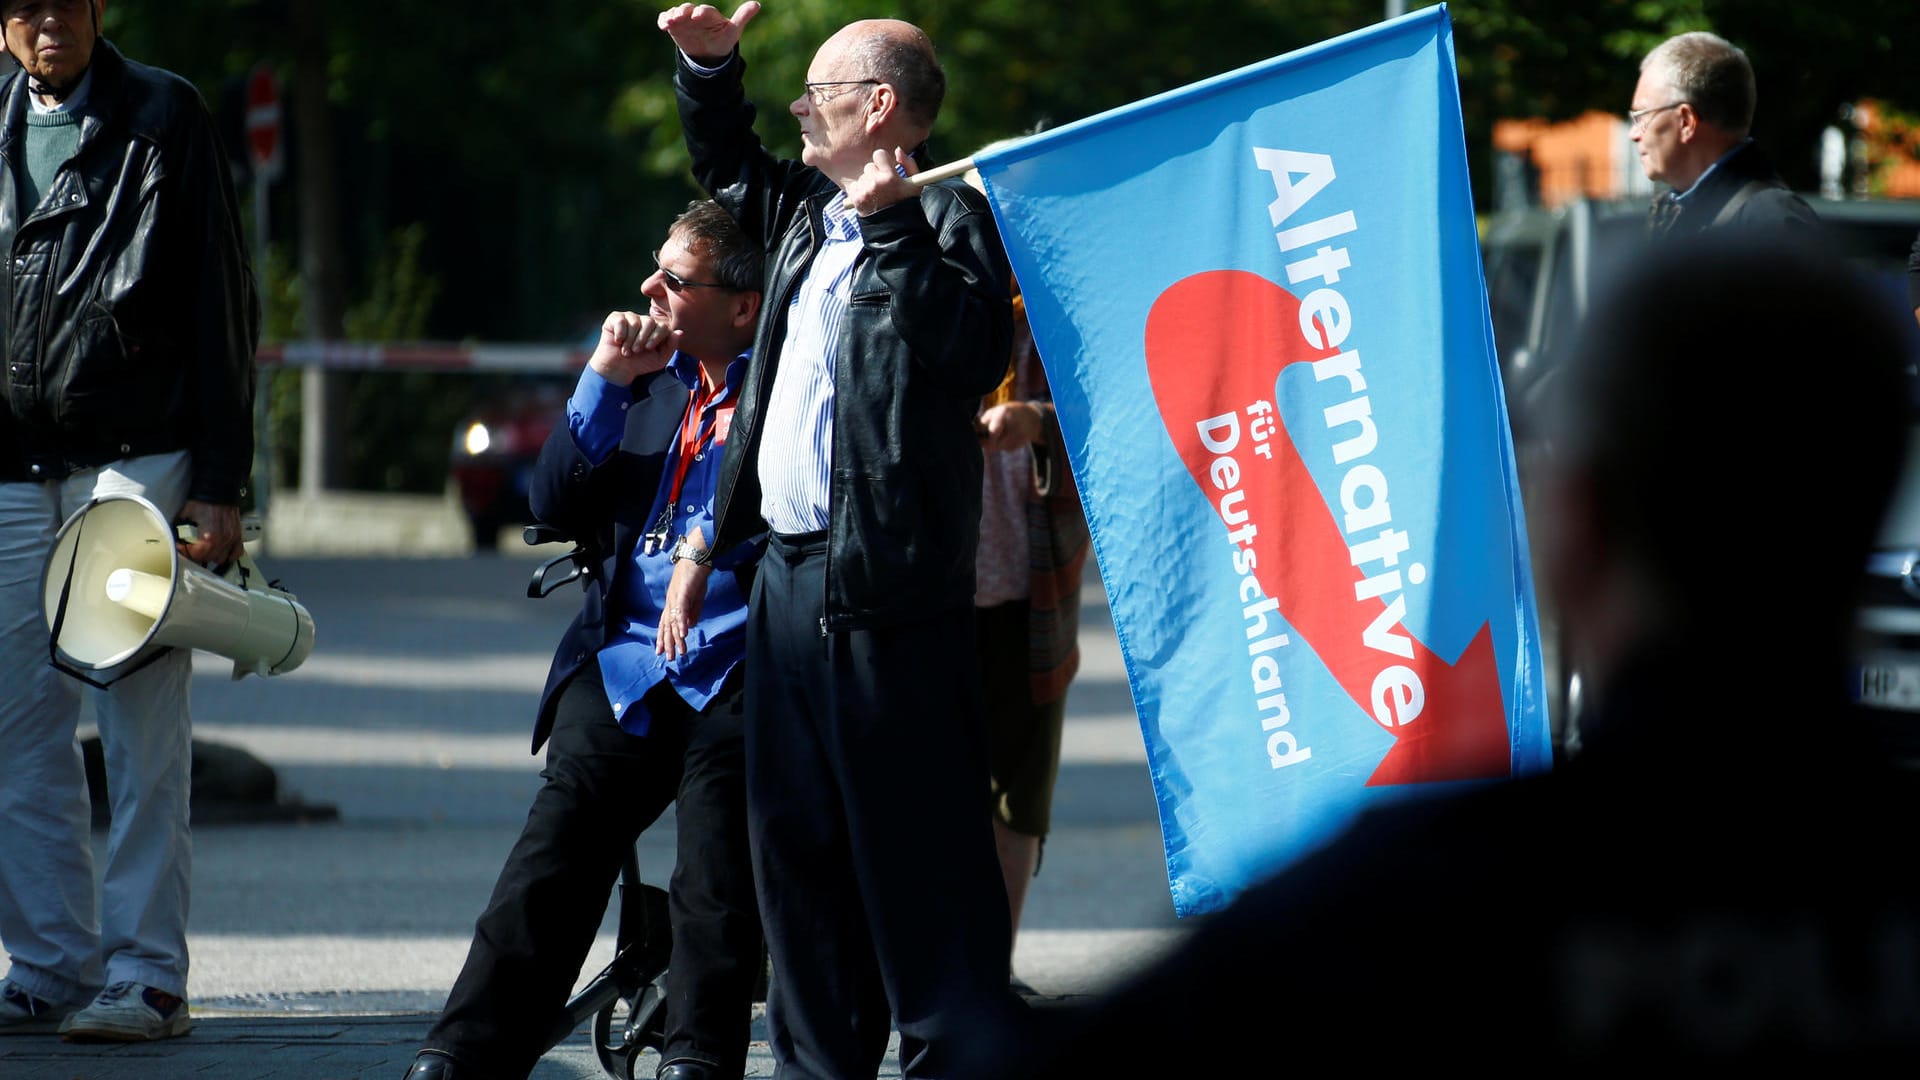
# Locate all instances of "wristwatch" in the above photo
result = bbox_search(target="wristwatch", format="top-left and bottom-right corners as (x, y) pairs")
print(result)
(669, 537), (712, 566)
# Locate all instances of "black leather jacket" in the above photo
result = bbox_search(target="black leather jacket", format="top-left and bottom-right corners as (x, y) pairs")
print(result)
(0, 41), (258, 503)
(677, 52), (1012, 631)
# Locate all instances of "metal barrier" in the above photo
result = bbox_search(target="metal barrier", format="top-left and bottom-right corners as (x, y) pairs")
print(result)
(253, 343), (592, 507)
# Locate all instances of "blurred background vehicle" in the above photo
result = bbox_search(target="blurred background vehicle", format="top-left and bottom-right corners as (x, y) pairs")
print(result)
(1481, 195), (1647, 758)
(449, 376), (572, 550)
(1481, 194), (1920, 759)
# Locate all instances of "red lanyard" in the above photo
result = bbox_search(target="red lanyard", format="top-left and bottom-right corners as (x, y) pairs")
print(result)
(664, 378), (734, 513)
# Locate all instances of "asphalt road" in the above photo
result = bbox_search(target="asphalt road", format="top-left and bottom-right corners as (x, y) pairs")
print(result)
(159, 552), (1184, 1017)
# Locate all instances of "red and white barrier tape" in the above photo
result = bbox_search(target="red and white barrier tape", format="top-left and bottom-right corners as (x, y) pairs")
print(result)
(256, 343), (592, 372)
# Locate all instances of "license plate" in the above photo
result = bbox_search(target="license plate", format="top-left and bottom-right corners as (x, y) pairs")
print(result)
(1855, 659), (1920, 710)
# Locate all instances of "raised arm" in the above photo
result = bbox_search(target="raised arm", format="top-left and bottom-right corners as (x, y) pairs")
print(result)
(657, 1), (761, 64)
(667, 4), (826, 252)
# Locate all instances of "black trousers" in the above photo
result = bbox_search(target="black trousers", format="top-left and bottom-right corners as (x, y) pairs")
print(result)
(425, 661), (761, 1079)
(748, 533), (1014, 1079)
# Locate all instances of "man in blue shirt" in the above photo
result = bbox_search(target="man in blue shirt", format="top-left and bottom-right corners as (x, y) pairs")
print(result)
(405, 201), (766, 1080)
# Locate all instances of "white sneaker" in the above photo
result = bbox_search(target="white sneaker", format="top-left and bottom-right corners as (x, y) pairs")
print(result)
(57, 981), (191, 1042)
(0, 979), (76, 1035)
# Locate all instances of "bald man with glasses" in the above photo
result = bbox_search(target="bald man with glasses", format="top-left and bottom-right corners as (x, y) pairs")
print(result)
(658, 4), (1019, 1078)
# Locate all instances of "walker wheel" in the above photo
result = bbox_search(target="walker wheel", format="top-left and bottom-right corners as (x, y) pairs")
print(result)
(591, 973), (669, 1080)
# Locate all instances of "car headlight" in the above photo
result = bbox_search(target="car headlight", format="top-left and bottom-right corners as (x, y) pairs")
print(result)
(463, 422), (492, 456)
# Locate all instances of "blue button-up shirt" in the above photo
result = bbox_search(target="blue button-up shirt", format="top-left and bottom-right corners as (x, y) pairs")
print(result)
(567, 351), (751, 735)
(1672, 138), (1754, 205)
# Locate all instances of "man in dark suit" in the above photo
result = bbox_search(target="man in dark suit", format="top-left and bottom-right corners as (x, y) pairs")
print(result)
(1631, 31), (1817, 239)
(404, 200), (765, 1080)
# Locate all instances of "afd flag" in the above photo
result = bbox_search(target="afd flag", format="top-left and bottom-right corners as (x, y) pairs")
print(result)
(971, 4), (1551, 917)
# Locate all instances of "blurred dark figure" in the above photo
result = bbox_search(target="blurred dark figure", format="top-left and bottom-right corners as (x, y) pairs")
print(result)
(970, 234), (1920, 1072)
(1632, 31), (1816, 240)
(1908, 228), (1919, 327)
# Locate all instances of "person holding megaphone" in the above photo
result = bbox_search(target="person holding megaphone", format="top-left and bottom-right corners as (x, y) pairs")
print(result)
(0, 0), (260, 1045)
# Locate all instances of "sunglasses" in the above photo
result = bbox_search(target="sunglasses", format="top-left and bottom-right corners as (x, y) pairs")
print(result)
(652, 251), (728, 293)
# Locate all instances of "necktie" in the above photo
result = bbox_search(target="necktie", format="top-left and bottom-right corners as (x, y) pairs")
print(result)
(1648, 192), (1681, 238)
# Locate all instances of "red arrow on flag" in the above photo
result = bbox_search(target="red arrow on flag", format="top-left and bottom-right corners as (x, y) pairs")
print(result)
(1145, 269), (1508, 786)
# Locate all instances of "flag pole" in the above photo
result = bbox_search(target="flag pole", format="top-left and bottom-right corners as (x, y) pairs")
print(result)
(910, 157), (978, 186)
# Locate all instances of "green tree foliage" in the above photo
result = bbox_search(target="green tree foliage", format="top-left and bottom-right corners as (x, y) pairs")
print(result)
(609, 1), (1920, 201)
(92, 0), (1920, 494)
(339, 225), (464, 495)
(613, 1), (1367, 176)
(105, 0), (1920, 322)
(1705, 1), (1920, 188)
(1445, 0), (1920, 191)
(261, 227), (477, 494)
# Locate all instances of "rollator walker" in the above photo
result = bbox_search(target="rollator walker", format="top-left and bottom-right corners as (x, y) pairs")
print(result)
(523, 523), (673, 1080)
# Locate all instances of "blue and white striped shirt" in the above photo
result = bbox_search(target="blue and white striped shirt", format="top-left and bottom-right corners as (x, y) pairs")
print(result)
(758, 192), (865, 534)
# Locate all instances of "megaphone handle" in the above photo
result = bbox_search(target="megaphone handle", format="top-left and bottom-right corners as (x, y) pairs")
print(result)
(175, 521), (241, 578)
(45, 515), (89, 681)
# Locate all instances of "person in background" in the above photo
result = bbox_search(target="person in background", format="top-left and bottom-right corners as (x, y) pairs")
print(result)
(964, 162), (1090, 981)
(1631, 30), (1816, 239)
(0, 0), (257, 1043)
(973, 289), (1088, 976)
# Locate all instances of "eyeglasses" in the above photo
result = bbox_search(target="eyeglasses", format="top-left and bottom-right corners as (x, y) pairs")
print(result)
(1628, 101), (1687, 132)
(651, 251), (727, 293)
(802, 80), (879, 107)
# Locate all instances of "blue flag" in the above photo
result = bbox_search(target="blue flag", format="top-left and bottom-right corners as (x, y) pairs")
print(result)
(971, 4), (1551, 917)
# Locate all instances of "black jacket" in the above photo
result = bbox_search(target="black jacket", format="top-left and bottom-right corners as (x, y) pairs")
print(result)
(1650, 140), (1818, 242)
(676, 51), (1013, 631)
(0, 41), (258, 503)
(526, 368), (688, 751)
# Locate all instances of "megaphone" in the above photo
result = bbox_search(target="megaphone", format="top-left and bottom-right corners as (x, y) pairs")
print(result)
(40, 493), (316, 684)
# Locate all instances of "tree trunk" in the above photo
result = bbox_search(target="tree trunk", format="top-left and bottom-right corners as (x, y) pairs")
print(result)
(287, 0), (350, 491)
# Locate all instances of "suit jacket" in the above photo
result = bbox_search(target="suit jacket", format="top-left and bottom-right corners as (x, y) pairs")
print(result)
(524, 367), (737, 751)
(1650, 140), (1818, 242)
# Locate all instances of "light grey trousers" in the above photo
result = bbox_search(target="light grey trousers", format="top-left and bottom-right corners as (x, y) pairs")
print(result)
(0, 451), (194, 1003)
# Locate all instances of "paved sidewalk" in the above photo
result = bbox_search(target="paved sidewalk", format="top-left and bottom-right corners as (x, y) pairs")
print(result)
(0, 999), (1097, 1079)
(3, 1014), (446, 1080)
(0, 551), (1166, 1079)
(1, 1008), (773, 1080)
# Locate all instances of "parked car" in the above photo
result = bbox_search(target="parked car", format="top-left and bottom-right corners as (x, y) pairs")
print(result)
(1481, 194), (1920, 758)
(449, 376), (572, 549)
